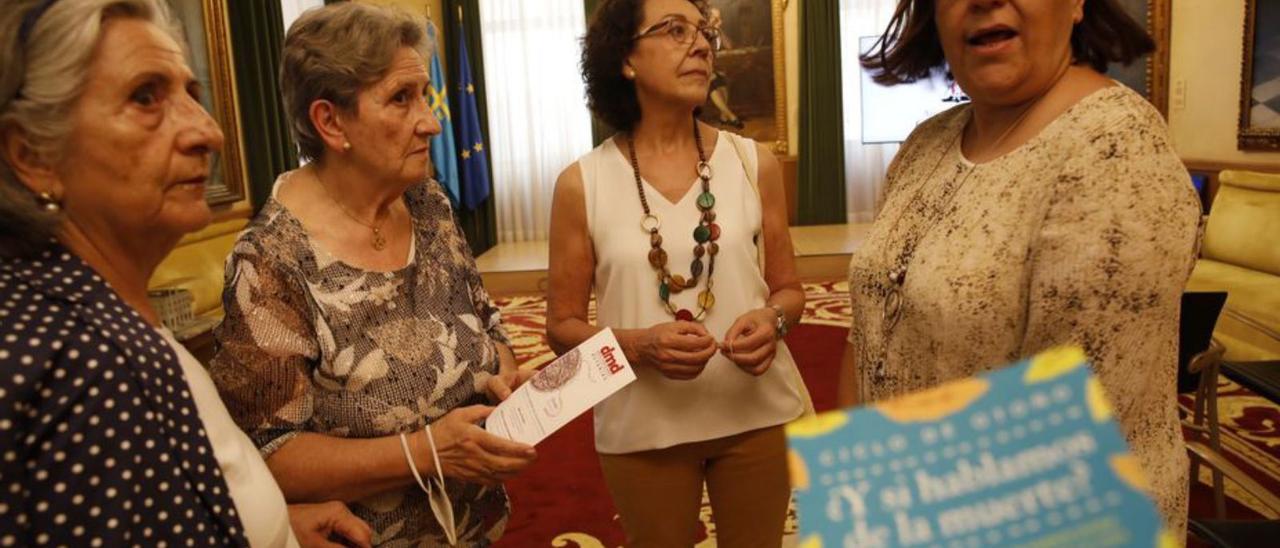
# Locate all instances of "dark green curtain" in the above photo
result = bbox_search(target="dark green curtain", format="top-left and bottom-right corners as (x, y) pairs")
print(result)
(227, 1), (298, 213)
(796, 0), (846, 225)
(442, 0), (499, 256)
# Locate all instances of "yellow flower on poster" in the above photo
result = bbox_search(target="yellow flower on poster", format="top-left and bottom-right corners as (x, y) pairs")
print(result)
(1087, 376), (1114, 422)
(874, 378), (989, 422)
(788, 449), (810, 491)
(1110, 453), (1152, 493)
(786, 411), (849, 439)
(1024, 346), (1086, 383)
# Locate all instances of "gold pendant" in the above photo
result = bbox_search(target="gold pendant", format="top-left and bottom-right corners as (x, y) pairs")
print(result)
(371, 229), (387, 251)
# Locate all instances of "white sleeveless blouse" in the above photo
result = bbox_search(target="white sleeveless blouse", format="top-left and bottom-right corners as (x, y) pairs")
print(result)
(579, 131), (805, 454)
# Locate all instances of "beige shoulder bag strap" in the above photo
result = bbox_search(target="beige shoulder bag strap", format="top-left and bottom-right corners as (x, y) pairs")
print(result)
(727, 133), (816, 418)
(728, 134), (766, 273)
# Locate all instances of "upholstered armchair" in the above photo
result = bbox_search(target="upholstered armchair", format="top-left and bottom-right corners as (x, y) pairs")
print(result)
(1185, 170), (1280, 361)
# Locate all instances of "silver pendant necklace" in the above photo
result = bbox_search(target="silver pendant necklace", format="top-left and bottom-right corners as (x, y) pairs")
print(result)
(872, 101), (1041, 380)
(879, 138), (972, 336)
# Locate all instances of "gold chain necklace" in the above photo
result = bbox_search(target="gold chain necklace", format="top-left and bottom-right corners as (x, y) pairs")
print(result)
(316, 173), (390, 251)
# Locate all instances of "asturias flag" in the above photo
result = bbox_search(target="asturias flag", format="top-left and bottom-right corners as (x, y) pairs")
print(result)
(426, 21), (460, 204)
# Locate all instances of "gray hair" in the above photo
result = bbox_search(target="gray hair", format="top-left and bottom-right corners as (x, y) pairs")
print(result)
(282, 2), (433, 162)
(0, 0), (182, 258)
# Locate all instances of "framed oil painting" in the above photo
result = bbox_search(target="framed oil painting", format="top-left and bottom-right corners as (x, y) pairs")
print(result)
(699, 0), (788, 153)
(1239, 0), (1280, 150)
(167, 0), (248, 206)
(1107, 0), (1171, 117)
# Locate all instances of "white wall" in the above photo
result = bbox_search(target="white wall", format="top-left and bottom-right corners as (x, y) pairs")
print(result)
(1168, 0), (1280, 165)
(281, 0), (325, 32)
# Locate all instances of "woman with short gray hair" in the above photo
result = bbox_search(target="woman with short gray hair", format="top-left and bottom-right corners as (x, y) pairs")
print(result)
(210, 3), (535, 545)
(0, 0), (372, 546)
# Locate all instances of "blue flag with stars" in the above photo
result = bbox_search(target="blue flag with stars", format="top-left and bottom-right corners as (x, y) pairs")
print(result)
(426, 22), (460, 204)
(454, 23), (490, 211)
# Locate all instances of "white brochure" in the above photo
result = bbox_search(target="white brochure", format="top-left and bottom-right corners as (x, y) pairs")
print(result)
(486, 328), (636, 445)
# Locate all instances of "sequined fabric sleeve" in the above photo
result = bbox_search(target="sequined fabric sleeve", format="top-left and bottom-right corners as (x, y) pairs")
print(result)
(464, 242), (510, 349)
(210, 236), (320, 457)
(1016, 100), (1200, 532)
(432, 181), (511, 348)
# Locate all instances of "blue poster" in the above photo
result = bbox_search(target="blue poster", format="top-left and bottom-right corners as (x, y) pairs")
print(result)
(786, 347), (1174, 548)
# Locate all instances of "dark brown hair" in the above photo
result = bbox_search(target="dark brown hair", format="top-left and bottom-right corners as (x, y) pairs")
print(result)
(581, 0), (709, 133)
(861, 0), (1155, 85)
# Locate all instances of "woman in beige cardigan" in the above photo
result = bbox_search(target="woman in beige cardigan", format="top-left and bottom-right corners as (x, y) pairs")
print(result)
(840, 0), (1200, 536)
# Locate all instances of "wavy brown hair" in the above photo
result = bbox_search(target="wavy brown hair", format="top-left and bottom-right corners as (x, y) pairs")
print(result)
(861, 0), (1155, 85)
(581, 0), (709, 133)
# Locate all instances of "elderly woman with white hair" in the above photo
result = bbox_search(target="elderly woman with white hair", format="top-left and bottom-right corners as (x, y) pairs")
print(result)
(0, 1), (372, 546)
(209, 3), (536, 545)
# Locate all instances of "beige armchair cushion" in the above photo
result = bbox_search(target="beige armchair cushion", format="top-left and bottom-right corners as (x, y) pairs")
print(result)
(1202, 170), (1280, 276)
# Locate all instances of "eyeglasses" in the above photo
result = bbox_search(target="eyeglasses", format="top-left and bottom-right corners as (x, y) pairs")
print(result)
(633, 18), (722, 52)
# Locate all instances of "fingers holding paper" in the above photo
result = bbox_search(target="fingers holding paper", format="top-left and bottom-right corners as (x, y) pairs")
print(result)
(427, 405), (537, 486)
(485, 368), (537, 403)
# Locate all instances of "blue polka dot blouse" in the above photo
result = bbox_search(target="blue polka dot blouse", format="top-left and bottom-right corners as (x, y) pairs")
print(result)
(0, 244), (249, 547)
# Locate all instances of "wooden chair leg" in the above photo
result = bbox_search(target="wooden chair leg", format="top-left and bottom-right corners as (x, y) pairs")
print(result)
(1187, 341), (1228, 518)
(1207, 367), (1226, 518)
(1189, 387), (1203, 506)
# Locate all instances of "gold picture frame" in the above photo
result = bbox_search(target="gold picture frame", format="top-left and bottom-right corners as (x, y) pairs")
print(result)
(699, 0), (789, 154)
(1109, 0), (1171, 117)
(169, 0), (247, 206)
(1238, 0), (1280, 151)
(769, 0), (788, 155)
(1147, 0), (1172, 117)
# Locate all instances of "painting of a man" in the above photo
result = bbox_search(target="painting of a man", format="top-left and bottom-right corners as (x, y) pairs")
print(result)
(700, 0), (782, 147)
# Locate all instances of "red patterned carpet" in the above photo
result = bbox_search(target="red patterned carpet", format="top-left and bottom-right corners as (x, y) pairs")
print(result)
(492, 281), (1280, 546)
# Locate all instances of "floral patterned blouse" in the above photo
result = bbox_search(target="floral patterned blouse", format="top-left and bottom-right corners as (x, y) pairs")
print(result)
(847, 86), (1201, 535)
(211, 176), (511, 546)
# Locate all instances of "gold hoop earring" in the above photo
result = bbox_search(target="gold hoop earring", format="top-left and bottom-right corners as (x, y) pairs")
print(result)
(36, 191), (61, 213)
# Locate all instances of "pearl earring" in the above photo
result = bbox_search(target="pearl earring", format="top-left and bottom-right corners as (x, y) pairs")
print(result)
(342, 141), (352, 151)
(624, 68), (636, 79)
(36, 191), (61, 213)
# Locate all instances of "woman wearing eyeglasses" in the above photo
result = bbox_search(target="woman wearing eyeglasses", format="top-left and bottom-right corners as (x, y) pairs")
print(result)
(546, 0), (810, 546)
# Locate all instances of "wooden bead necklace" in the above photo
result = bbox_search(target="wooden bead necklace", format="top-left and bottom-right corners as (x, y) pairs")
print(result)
(625, 119), (719, 322)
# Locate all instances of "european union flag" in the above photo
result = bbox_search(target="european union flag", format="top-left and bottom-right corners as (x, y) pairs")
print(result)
(426, 22), (460, 204)
(454, 21), (490, 211)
